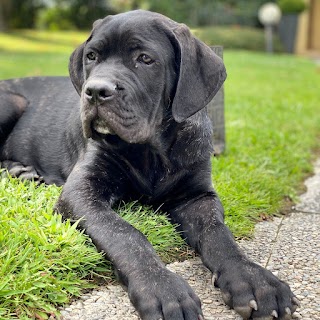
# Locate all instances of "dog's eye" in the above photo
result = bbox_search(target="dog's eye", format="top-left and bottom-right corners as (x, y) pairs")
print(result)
(138, 54), (154, 65)
(86, 52), (97, 61)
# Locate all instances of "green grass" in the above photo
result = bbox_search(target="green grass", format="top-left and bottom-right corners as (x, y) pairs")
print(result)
(217, 51), (320, 235)
(0, 30), (86, 78)
(0, 176), (108, 319)
(0, 29), (320, 318)
(0, 175), (186, 319)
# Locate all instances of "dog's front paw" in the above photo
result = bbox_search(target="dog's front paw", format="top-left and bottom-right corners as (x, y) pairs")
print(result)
(127, 267), (203, 320)
(214, 260), (300, 319)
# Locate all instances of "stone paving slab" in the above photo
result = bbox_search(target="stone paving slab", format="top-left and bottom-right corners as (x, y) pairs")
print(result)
(267, 212), (320, 320)
(61, 160), (320, 320)
(60, 214), (320, 320)
(295, 159), (320, 213)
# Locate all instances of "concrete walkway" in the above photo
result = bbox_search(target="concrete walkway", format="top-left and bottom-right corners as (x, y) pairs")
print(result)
(61, 160), (320, 320)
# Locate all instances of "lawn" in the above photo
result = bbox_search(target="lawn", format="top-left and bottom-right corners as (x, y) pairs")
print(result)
(0, 30), (319, 319)
(0, 30), (86, 79)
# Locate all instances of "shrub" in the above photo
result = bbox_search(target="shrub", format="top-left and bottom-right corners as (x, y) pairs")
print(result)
(277, 0), (307, 14)
(36, 7), (75, 30)
(194, 26), (284, 52)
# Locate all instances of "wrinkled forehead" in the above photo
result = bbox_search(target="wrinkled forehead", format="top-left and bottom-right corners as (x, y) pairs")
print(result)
(89, 10), (177, 53)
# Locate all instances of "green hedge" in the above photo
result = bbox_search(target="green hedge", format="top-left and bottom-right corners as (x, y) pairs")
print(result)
(194, 26), (284, 52)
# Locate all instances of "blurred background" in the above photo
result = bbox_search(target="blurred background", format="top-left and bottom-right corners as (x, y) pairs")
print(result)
(0, 0), (319, 55)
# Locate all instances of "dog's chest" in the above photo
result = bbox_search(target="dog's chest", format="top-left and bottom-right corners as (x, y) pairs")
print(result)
(132, 150), (169, 192)
(119, 147), (178, 201)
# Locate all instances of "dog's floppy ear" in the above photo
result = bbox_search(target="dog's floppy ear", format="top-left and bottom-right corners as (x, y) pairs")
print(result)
(170, 24), (227, 123)
(69, 42), (85, 95)
(69, 19), (104, 95)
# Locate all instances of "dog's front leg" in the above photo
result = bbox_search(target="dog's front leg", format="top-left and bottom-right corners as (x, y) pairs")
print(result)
(55, 161), (204, 320)
(168, 192), (299, 320)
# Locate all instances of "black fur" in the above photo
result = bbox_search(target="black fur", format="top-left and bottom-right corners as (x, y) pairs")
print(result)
(0, 10), (297, 320)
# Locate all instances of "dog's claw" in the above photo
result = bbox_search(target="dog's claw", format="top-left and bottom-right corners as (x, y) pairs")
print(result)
(282, 307), (293, 320)
(249, 299), (258, 311)
(285, 307), (291, 315)
(198, 315), (205, 320)
(292, 296), (300, 307)
(211, 273), (218, 286)
(232, 299), (259, 319)
(221, 291), (232, 306)
(271, 310), (278, 318)
(234, 305), (252, 319)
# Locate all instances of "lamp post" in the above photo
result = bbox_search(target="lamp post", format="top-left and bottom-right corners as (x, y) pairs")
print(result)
(258, 3), (282, 53)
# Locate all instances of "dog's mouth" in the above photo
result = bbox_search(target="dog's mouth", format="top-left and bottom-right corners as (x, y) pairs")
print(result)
(92, 118), (115, 135)
(87, 113), (150, 144)
(81, 97), (152, 144)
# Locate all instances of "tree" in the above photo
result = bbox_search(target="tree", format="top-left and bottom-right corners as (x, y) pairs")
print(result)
(69, 0), (114, 29)
(0, 0), (44, 30)
(0, 0), (11, 31)
(38, 0), (114, 30)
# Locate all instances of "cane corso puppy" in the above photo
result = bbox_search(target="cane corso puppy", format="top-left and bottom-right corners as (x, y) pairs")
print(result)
(0, 10), (298, 320)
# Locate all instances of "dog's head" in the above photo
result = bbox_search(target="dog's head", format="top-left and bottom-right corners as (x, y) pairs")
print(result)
(69, 10), (226, 144)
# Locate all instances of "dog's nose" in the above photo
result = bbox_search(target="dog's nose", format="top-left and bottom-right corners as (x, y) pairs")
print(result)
(84, 80), (116, 103)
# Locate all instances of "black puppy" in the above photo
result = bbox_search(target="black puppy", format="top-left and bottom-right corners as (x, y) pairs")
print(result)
(0, 10), (298, 320)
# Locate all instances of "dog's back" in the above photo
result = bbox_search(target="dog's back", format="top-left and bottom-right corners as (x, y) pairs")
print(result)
(0, 77), (83, 184)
